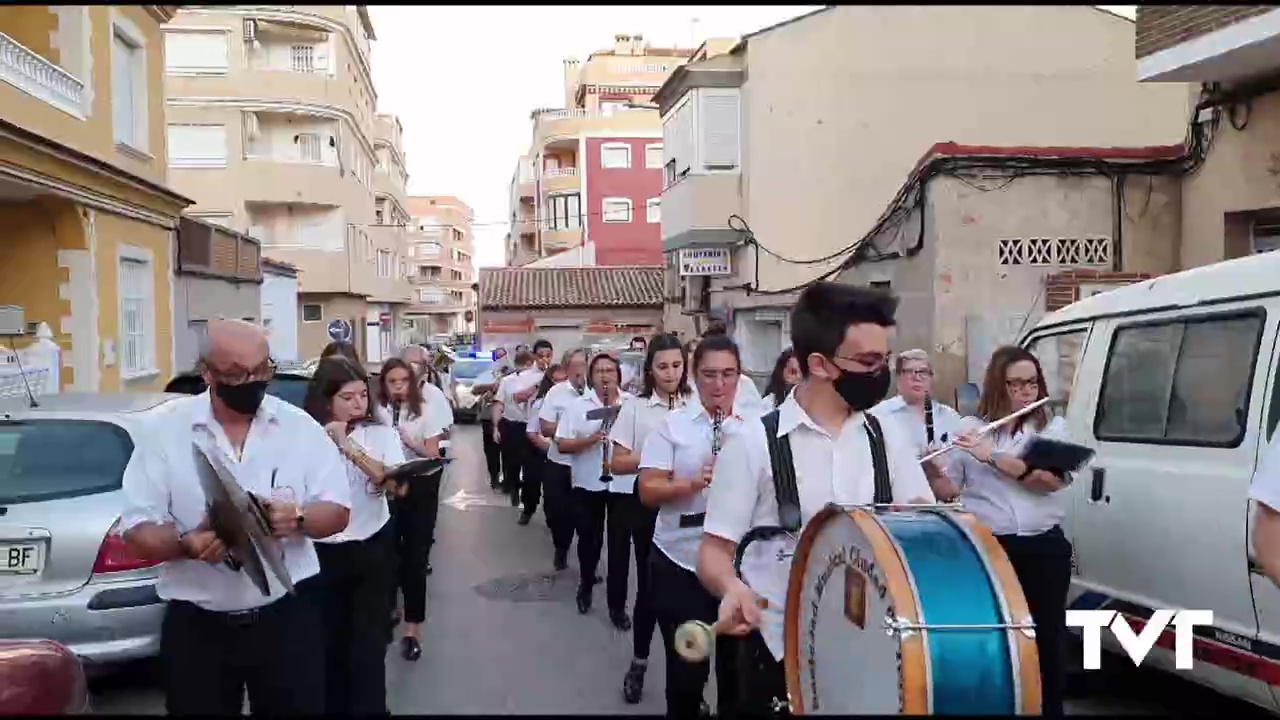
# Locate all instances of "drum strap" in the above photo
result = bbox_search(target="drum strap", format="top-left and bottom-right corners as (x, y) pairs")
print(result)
(762, 409), (894, 531)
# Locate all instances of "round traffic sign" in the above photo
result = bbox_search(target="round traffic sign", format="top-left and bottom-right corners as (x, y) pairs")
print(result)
(327, 319), (352, 343)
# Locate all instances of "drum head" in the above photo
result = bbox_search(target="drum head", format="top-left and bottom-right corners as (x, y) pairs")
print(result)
(784, 507), (923, 715)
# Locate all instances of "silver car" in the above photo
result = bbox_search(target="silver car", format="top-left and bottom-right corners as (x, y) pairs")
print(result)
(0, 392), (186, 670)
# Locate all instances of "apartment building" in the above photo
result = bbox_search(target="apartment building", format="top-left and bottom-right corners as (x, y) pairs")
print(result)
(655, 7), (1192, 388)
(505, 34), (692, 267)
(161, 5), (412, 361)
(405, 196), (476, 339)
(0, 6), (191, 395)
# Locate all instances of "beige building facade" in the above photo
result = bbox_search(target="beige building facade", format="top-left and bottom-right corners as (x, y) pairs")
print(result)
(160, 5), (411, 361)
(406, 195), (476, 340)
(656, 6), (1194, 387)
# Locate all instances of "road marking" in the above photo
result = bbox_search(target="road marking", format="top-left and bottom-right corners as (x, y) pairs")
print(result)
(442, 488), (511, 511)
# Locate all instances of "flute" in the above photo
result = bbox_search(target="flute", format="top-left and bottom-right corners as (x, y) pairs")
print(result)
(918, 397), (1052, 463)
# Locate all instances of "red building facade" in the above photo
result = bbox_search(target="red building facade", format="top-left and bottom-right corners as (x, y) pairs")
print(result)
(583, 135), (664, 266)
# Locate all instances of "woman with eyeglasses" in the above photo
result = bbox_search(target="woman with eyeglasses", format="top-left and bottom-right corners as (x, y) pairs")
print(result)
(761, 348), (801, 409)
(377, 357), (449, 663)
(304, 356), (406, 716)
(947, 345), (1074, 718)
(606, 334), (692, 704)
(636, 333), (755, 717)
(869, 349), (965, 499)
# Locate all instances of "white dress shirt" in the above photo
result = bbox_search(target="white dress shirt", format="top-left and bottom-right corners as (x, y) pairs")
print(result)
(1250, 431), (1280, 511)
(316, 422), (405, 544)
(703, 391), (936, 660)
(946, 414), (1072, 536)
(119, 393), (351, 613)
(555, 389), (634, 494)
(525, 397), (545, 436)
(496, 367), (542, 423)
(539, 380), (587, 467)
(610, 392), (691, 497)
(642, 397), (758, 572)
(377, 396), (449, 460)
(870, 395), (964, 455)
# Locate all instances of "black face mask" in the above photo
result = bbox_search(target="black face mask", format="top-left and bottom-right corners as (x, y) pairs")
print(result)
(832, 365), (891, 412)
(215, 380), (268, 416)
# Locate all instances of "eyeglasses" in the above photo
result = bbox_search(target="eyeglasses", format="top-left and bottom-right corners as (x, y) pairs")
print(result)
(831, 353), (890, 372)
(901, 368), (933, 379)
(207, 359), (277, 386)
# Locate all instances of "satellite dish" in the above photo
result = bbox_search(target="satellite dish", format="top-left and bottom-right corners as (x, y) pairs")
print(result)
(327, 319), (352, 343)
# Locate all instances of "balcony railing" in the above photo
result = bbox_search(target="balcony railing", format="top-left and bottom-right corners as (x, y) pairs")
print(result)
(543, 167), (577, 179)
(0, 31), (85, 118)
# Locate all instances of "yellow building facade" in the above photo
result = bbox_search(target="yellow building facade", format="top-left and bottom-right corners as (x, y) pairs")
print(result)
(0, 5), (190, 393)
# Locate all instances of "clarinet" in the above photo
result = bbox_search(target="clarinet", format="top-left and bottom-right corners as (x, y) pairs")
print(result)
(712, 407), (724, 458)
(599, 394), (620, 484)
(924, 394), (935, 446)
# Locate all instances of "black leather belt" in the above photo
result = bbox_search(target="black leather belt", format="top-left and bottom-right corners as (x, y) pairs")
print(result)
(679, 512), (705, 529)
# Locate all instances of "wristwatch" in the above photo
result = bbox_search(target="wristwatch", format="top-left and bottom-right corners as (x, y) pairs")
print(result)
(295, 506), (306, 534)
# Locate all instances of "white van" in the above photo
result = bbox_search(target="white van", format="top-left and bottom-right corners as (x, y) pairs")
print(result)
(1021, 251), (1280, 712)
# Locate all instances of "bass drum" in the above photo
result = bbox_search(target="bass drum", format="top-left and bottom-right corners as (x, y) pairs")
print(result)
(782, 506), (1041, 715)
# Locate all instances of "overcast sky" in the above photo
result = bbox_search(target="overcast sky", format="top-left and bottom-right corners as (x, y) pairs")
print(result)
(368, 5), (1137, 269)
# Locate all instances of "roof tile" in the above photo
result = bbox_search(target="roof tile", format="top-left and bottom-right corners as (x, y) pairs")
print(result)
(479, 266), (664, 309)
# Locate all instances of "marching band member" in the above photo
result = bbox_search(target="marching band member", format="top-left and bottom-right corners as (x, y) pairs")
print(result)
(870, 349), (964, 499)
(304, 357), (406, 716)
(638, 333), (755, 717)
(491, 351), (539, 507)
(946, 345), (1074, 718)
(760, 348), (801, 409)
(608, 333), (692, 704)
(538, 349), (589, 570)
(554, 353), (632, 621)
(473, 347), (510, 490)
(689, 325), (766, 416)
(401, 345), (455, 455)
(524, 363), (566, 528)
(513, 340), (555, 522)
(378, 357), (449, 662)
(321, 340), (361, 366)
(120, 320), (351, 716)
(699, 282), (937, 716)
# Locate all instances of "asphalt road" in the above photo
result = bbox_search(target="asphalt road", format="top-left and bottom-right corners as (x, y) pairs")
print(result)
(89, 424), (1275, 716)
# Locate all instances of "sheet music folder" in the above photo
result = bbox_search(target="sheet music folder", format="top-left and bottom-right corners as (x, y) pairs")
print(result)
(1017, 437), (1095, 475)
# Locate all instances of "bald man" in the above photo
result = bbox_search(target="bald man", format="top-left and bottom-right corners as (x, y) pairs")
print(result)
(121, 319), (352, 716)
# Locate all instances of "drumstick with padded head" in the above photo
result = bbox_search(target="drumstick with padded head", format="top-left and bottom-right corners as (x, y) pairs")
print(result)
(673, 597), (770, 663)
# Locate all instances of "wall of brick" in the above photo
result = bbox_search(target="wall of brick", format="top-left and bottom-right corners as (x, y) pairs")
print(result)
(1044, 269), (1153, 311)
(1136, 5), (1274, 58)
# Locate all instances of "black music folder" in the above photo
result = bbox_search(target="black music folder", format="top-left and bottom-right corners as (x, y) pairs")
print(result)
(385, 457), (451, 487)
(1017, 437), (1095, 475)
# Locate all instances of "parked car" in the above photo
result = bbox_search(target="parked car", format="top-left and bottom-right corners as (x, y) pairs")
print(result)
(1022, 250), (1280, 713)
(449, 357), (495, 423)
(0, 639), (89, 714)
(0, 392), (187, 671)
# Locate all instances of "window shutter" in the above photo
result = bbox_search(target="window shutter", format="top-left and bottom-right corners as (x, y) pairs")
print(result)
(167, 125), (227, 167)
(164, 32), (229, 73)
(699, 90), (740, 169)
(111, 36), (132, 144)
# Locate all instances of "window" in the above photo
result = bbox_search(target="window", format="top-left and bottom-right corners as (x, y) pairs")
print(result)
(1024, 329), (1086, 416)
(646, 198), (660, 224)
(111, 24), (145, 150)
(646, 144), (664, 169)
(0, 420), (133, 505)
(295, 132), (321, 162)
(167, 124), (227, 168)
(699, 88), (740, 170)
(291, 44), (316, 72)
(601, 143), (631, 169)
(1254, 220), (1280, 254)
(301, 304), (323, 322)
(377, 250), (393, 278)
(603, 198), (632, 223)
(117, 249), (155, 378)
(375, 208), (384, 225)
(164, 31), (229, 74)
(547, 193), (581, 231)
(1094, 312), (1263, 446)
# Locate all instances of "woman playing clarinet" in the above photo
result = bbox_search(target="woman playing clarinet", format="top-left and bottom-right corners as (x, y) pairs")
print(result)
(870, 348), (964, 501)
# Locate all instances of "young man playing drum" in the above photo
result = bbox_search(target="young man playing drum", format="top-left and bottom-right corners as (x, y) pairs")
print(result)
(697, 282), (943, 715)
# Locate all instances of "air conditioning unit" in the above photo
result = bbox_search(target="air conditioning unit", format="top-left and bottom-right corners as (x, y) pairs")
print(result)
(243, 19), (257, 43)
(681, 275), (709, 314)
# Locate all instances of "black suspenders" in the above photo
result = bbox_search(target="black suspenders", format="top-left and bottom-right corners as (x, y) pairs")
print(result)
(761, 409), (893, 533)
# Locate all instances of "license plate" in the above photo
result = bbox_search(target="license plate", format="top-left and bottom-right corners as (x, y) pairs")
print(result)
(0, 543), (43, 575)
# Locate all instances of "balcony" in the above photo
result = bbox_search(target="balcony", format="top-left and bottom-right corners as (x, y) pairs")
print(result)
(241, 156), (355, 207)
(1137, 6), (1280, 82)
(375, 166), (407, 208)
(512, 217), (537, 236)
(532, 107), (658, 150)
(0, 30), (85, 118)
(541, 167), (579, 194)
(542, 227), (583, 253)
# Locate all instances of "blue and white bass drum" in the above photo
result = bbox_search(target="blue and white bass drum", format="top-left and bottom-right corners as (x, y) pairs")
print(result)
(773, 505), (1042, 715)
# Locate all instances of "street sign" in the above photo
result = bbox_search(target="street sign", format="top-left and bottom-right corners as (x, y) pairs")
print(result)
(678, 247), (731, 276)
(327, 319), (352, 342)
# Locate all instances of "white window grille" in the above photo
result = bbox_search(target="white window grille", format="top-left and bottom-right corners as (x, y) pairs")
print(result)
(290, 45), (315, 73)
(117, 255), (154, 376)
(997, 237), (1112, 266)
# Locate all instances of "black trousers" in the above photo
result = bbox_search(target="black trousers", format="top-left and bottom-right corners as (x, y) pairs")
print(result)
(498, 418), (526, 497)
(650, 548), (738, 717)
(521, 440), (544, 516)
(480, 417), (502, 487)
(996, 526), (1073, 718)
(629, 494), (659, 660)
(391, 472), (442, 625)
(573, 487), (630, 611)
(315, 522), (396, 716)
(542, 461), (577, 555)
(735, 628), (789, 717)
(161, 577), (326, 716)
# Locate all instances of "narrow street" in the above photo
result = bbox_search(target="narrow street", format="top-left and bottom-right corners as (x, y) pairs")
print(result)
(90, 424), (1272, 716)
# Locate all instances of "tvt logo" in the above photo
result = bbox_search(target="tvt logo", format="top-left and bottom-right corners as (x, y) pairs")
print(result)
(1066, 609), (1214, 670)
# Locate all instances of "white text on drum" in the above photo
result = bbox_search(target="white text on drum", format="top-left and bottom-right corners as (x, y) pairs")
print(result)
(804, 546), (888, 711)
(1066, 609), (1214, 670)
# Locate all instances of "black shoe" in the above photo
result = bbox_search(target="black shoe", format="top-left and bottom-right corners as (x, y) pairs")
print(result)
(699, 700), (712, 717)
(576, 588), (592, 614)
(622, 661), (646, 704)
(509, 491), (520, 507)
(517, 512), (532, 526)
(610, 608), (632, 631)
(400, 636), (422, 662)
(553, 549), (568, 571)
